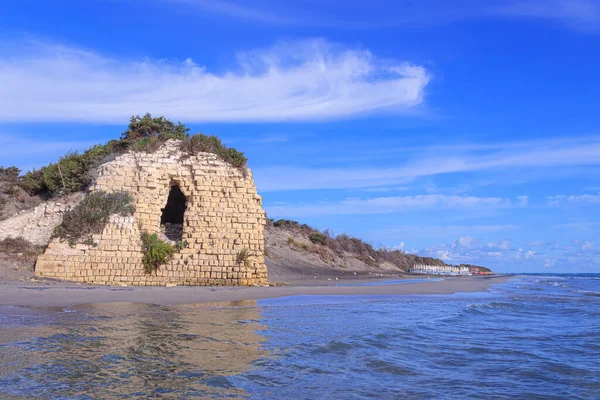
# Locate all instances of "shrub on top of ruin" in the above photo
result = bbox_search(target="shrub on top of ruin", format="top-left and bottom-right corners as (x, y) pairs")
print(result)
(181, 134), (248, 169)
(129, 136), (164, 153)
(0, 237), (45, 259)
(141, 232), (175, 274)
(121, 113), (190, 146)
(0, 166), (20, 183)
(16, 115), (249, 198)
(53, 191), (135, 244)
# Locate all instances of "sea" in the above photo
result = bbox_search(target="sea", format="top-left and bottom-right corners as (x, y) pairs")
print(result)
(0, 274), (598, 399)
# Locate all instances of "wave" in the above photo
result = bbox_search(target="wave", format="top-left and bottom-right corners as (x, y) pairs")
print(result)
(576, 290), (600, 297)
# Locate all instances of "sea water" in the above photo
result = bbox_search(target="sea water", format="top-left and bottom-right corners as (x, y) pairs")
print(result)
(0, 274), (598, 399)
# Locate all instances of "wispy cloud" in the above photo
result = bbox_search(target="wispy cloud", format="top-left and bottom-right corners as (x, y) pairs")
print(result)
(155, 0), (600, 32)
(255, 137), (600, 191)
(0, 38), (429, 123)
(370, 224), (519, 243)
(497, 0), (600, 32)
(547, 192), (600, 206)
(553, 222), (599, 230)
(265, 194), (527, 217)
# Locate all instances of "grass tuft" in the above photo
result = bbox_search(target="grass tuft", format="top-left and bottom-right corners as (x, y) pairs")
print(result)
(236, 248), (254, 269)
(0, 237), (45, 259)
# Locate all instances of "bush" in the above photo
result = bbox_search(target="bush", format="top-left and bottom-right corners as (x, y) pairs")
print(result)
(0, 166), (20, 183)
(141, 232), (175, 274)
(18, 169), (46, 196)
(272, 219), (312, 231)
(19, 144), (114, 196)
(0, 237), (45, 258)
(129, 136), (164, 153)
(308, 232), (327, 245)
(181, 134), (247, 169)
(121, 113), (189, 146)
(236, 248), (253, 269)
(54, 191), (135, 244)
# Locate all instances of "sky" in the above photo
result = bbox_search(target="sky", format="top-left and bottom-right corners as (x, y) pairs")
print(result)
(1, 0), (599, 273)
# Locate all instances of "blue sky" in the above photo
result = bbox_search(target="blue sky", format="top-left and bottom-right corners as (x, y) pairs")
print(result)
(1, 0), (599, 273)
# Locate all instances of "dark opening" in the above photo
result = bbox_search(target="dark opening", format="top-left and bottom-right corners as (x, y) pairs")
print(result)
(160, 185), (186, 242)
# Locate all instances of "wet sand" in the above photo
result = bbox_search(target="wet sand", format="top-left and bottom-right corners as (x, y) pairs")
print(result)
(0, 275), (509, 307)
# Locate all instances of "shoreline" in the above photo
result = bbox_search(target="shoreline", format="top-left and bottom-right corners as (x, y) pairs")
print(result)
(0, 275), (510, 308)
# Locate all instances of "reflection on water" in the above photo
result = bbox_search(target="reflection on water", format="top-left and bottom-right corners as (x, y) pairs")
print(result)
(0, 301), (266, 398)
(1, 275), (599, 399)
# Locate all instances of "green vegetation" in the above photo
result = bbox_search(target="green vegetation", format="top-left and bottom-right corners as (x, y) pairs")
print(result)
(1, 166), (21, 211)
(0, 166), (20, 183)
(181, 134), (247, 169)
(1, 166), (42, 220)
(308, 232), (327, 245)
(235, 248), (253, 269)
(0, 237), (45, 259)
(15, 114), (247, 198)
(175, 240), (190, 251)
(19, 145), (116, 196)
(121, 114), (190, 147)
(272, 218), (312, 231)
(141, 232), (175, 274)
(53, 191), (135, 244)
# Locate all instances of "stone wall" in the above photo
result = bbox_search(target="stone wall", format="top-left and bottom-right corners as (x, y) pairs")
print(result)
(35, 141), (267, 286)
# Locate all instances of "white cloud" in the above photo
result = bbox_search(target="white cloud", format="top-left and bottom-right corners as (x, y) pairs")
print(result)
(0, 39), (429, 123)
(265, 194), (526, 217)
(514, 248), (537, 260)
(420, 237), (519, 266)
(547, 193), (600, 206)
(581, 241), (597, 251)
(421, 235), (600, 272)
(457, 236), (476, 248)
(487, 239), (512, 250)
(392, 242), (405, 251)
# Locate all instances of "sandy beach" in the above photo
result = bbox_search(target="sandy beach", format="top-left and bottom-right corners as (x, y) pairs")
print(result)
(0, 275), (509, 307)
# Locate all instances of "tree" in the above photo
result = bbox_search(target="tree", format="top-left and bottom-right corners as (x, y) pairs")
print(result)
(0, 166), (20, 183)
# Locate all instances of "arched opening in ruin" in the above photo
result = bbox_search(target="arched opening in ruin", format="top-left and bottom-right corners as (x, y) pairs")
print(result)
(160, 185), (186, 242)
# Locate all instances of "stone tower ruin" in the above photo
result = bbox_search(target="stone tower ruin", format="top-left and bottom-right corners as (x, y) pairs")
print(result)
(35, 140), (268, 286)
